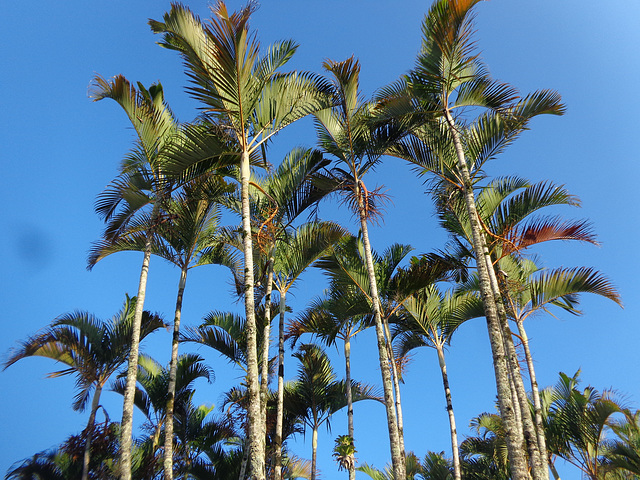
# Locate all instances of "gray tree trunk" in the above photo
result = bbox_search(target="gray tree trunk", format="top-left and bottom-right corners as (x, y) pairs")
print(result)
(311, 425), (319, 480)
(273, 288), (286, 480)
(486, 257), (547, 480)
(443, 108), (531, 480)
(517, 317), (551, 476)
(436, 345), (461, 480)
(383, 318), (406, 461)
(344, 336), (355, 480)
(240, 150), (264, 480)
(260, 251), (275, 468)
(357, 183), (406, 480)
(119, 234), (154, 480)
(82, 383), (103, 480)
(163, 267), (188, 480)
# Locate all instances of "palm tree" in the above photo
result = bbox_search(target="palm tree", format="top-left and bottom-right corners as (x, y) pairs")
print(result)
(393, 286), (484, 480)
(286, 344), (381, 480)
(543, 371), (628, 480)
(459, 412), (511, 480)
(380, 1), (566, 476)
(606, 410), (640, 477)
(267, 221), (347, 477)
(288, 285), (368, 480)
(89, 177), (233, 479)
(313, 54), (408, 478)
(89, 74), (182, 480)
(3, 296), (165, 480)
(150, 6), (331, 476)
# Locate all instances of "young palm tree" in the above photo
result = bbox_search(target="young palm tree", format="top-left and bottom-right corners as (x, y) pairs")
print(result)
(90, 74), (181, 479)
(543, 371), (628, 480)
(287, 286), (368, 480)
(150, 6), (330, 476)
(393, 286), (484, 480)
(286, 344), (381, 480)
(3, 296), (165, 480)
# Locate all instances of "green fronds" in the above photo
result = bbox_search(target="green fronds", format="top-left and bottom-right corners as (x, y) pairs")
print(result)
(3, 296), (165, 412)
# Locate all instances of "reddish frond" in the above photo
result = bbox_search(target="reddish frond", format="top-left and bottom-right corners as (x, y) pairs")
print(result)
(503, 218), (598, 255)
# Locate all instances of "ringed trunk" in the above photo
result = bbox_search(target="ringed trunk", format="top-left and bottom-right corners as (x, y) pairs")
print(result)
(274, 288), (287, 480)
(436, 345), (461, 480)
(240, 150), (264, 480)
(517, 317), (551, 475)
(383, 317), (406, 461)
(344, 336), (355, 480)
(163, 267), (188, 480)
(82, 383), (103, 480)
(119, 233), (154, 480)
(443, 108), (530, 480)
(357, 187), (406, 480)
(260, 250), (275, 465)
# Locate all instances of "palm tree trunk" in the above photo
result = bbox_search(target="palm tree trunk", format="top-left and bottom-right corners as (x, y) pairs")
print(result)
(119, 233), (154, 480)
(443, 108), (530, 480)
(548, 459), (561, 480)
(383, 317), (406, 461)
(240, 149), (264, 480)
(344, 335), (355, 480)
(274, 288), (286, 480)
(82, 383), (103, 480)
(311, 426), (319, 480)
(357, 184), (406, 480)
(260, 250), (275, 467)
(517, 317), (551, 476)
(435, 345), (461, 480)
(164, 267), (188, 480)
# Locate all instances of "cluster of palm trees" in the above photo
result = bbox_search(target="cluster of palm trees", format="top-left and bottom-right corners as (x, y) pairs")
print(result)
(3, 0), (636, 479)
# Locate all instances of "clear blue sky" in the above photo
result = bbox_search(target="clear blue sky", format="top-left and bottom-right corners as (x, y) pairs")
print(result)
(1, 1), (639, 478)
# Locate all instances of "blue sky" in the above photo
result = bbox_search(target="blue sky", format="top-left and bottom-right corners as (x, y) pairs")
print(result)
(1, 1), (639, 478)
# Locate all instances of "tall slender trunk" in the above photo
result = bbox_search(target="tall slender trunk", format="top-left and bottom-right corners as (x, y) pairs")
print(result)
(240, 150), (264, 480)
(383, 318), (406, 461)
(443, 108), (530, 480)
(274, 288), (286, 480)
(357, 184), (405, 480)
(120, 233), (154, 480)
(311, 426), (319, 480)
(260, 251), (275, 469)
(82, 383), (103, 480)
(344, 335), (356, 480)
(163, 267), (188, 480)
(435, 345), (461, 480)
(517, 317), (551, 475)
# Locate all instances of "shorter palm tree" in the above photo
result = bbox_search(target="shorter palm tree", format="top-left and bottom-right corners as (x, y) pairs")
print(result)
(544, 371), (628, 480)
(286, 343), (381, 480)
(393, 286), (484, 480)
(3, 296), (165, 480)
